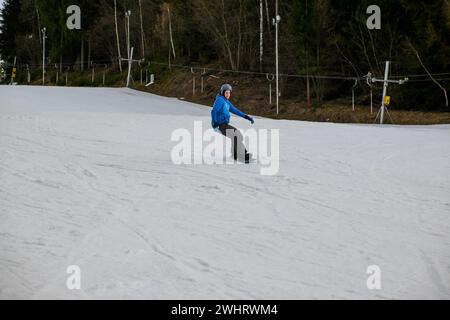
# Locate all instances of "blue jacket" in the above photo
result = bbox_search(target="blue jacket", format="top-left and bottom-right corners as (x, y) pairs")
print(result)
(211, 94), (246, 129)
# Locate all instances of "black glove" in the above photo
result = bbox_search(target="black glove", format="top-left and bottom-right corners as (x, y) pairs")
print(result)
(244, 114), (255, 124)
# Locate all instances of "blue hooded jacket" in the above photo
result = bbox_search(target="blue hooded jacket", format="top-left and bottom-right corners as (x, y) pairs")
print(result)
(211, 94), (246, 129)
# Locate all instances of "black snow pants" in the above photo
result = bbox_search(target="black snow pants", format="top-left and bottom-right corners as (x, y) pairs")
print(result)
(218, 123), (249, 161)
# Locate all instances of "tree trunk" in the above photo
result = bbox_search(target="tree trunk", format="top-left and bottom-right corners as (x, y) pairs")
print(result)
(259, 0), (263, 72)
(114, 0), (122, 72)
(34, 0), (42, 44)
(138, 0), (146, 59)
(88, 36), (91, 68)
(237, 0), (242, 70)
(125, 12), (129, 59)
(81, 36), (84, 72)
(307, 77), (311, 106)
(264, 0), (271, 37)
(219, 0), (236, 70)
(60, 29), (63, 74)
(168, 5), (176, 59)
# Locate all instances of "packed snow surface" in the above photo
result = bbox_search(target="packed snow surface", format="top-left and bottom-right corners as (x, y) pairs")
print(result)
(1, 86), (449, 299)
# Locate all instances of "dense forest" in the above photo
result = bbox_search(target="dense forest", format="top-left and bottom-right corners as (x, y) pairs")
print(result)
(0, 0), (449, 111)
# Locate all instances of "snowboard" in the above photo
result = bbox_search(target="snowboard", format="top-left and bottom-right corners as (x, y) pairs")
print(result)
(237, 153), (256, 164)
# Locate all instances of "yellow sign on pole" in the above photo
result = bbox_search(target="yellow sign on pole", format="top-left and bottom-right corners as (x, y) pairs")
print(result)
(384, 96), (391, 106)
(12, 67), (17, 79)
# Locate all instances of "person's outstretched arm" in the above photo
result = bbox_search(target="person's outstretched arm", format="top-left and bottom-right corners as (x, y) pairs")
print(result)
(228, 102), (246, 118)
(229, 102), (255, 124)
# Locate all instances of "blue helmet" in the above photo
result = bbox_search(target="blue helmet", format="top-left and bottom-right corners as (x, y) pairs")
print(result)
(220, 83), (233, 96)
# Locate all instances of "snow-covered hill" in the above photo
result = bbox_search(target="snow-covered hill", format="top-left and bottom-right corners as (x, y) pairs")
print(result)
(1, 86), (449, 299)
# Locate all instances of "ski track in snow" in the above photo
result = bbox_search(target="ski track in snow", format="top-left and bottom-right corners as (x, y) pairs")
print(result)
(0, 86), (449, 299)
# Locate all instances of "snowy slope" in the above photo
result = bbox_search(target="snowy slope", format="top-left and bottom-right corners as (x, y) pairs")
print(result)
(0, 85), (449, 299)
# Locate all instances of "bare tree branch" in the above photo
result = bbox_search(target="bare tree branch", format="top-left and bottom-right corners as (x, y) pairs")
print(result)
(408, 39), (449, 107)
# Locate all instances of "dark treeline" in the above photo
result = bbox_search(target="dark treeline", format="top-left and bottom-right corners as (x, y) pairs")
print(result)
(0, 0), (449, 110)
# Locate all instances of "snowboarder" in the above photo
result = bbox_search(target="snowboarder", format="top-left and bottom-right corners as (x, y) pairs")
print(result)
(211, 84), (255, 163)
